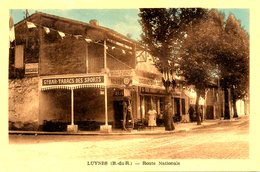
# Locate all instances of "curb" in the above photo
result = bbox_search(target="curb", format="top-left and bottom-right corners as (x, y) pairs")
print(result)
(8, 124), (207, 136)
(9, 117), (247, 136)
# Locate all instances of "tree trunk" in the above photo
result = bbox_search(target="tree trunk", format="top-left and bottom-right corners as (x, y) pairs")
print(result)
(231, 87), (238, 118)
(224, 87), (230, 120)
(195, 89), (201, 125)
(164, 96), (174, 131)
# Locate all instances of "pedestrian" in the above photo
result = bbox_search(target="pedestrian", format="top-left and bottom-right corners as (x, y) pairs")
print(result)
(199, 106), (203, 122)
(122, 99), (128, 131)
(148, 108), (157, 127)
(188, 105), (195, 122)
(127, 99), (134, 129)
(122, 97), (134, 131)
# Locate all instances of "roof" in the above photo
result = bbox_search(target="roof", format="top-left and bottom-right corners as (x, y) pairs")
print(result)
(15, 11), (143, 49)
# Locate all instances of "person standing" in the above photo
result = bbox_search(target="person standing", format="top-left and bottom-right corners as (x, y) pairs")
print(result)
(122, 98), (134, 130)
(199, 106), (203, 122)
(188, 105), (195, 122)
(122, 99), (128, 130)
(127, 99), (134, 129)
(148, 108), (157, 127)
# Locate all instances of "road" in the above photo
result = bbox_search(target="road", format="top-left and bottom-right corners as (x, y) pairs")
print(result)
(8, 117), (249, 160)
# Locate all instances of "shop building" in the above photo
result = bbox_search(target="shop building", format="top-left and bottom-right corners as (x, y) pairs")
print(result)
(9, 12), (175, 132)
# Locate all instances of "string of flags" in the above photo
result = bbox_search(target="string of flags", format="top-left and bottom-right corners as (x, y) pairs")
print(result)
(22, 20), (132, 55)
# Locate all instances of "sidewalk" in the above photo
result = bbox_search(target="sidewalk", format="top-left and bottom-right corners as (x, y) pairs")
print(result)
(9, 116), (248, 136)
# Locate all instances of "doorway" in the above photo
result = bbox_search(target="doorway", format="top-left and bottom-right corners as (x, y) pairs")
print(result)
(174, 98), (181, 122)
(113, 100), (123, 128)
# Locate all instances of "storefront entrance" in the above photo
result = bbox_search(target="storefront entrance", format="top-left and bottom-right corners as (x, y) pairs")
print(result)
(113, 100), (124, 128)
(174, 98), (181, 122)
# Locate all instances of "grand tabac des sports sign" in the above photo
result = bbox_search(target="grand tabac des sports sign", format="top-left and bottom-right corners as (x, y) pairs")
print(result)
(42, 76), (104, 86)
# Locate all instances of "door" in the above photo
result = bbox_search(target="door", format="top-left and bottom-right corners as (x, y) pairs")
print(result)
(174, 98), (181, 122)
(113, 100), (123, 128)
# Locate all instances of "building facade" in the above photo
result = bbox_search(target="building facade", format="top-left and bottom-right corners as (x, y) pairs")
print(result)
(9, 12), (183, 132)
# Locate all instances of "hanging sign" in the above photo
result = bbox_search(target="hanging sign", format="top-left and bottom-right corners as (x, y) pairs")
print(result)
(25, 63), (38, 75)
(123, 77), (132, 86)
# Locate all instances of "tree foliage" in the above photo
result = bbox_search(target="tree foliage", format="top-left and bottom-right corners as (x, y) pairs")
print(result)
(138, 8), (249, 124)
(138, 8), (207, 69)
(179, 9), (225, 124)
(139, 8), (209, 125)
(180, 10), (249, 120)
(214, 14), (249, 118)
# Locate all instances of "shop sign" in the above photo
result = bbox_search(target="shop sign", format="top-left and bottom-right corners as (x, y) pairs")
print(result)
(113, 89), (124, 96)
(135, 70), (161, 79)
(172, 93), (181, 97)
(110, 77), (132, 86)
(140, 87), (166, 95)
(42, 76), (104, 86)
(25, 63), (38, 75)
(110, 78), (124, 85)
(109, 70), (133, 77)
(137, 77), (162, 86)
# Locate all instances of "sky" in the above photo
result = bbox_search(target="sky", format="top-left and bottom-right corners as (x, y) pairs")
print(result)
(11, 8), (249, 41)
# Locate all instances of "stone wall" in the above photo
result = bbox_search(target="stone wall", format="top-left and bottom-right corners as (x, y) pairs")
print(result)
(8, 77), (40, 130)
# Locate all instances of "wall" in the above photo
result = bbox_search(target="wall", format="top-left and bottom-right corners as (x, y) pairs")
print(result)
(40, 35), (86, 75)
(8, 77), (40, 130)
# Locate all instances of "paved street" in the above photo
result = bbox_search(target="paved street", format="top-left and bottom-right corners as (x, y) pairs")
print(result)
(8, 116), (249, 160)
(2, 117), (249, 172)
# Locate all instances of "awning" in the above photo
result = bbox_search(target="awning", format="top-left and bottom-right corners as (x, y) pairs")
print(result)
(41, 84), (104, 91)
(41, 75), (105, 91)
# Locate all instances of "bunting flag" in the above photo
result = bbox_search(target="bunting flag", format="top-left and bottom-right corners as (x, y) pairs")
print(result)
(58, 31), (65, 39)
(9, 16), (15, 42)
(84, 38), (92, 43)
(74, 35), (82, 39)
(27, 21), (36, 28)
(17, 20), (134, 55)
(43, 27), (50, 34)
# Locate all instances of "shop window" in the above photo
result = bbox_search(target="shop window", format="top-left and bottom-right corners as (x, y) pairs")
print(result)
(12, 45), (25, 78)
(25, 36), (39, 63)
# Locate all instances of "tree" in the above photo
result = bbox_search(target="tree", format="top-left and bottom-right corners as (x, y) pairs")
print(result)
(181, 10), (249, 121)
(139, 8), (208, 127)
(214, 14), (249, 119)
(179, 9), (225, 125)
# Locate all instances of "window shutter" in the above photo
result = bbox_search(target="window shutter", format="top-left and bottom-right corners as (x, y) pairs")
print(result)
(15, 45), (24, 69)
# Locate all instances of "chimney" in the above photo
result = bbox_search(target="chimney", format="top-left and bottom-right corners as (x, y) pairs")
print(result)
(89, 19), (99, 26)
